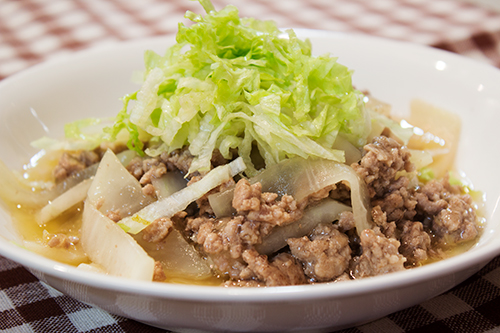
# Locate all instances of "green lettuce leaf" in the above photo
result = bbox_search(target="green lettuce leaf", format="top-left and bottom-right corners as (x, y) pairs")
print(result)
(107, 0), (370, 175)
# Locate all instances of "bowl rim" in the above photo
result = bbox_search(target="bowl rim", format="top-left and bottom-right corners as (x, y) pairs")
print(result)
(1, 29), (500, 303)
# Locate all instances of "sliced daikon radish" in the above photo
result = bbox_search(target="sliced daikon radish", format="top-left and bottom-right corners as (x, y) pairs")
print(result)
(37, 178), (92, 225)
(135, 228), (212, 280)
(151, 170), (187, 199)
(81, 200), (155, 280)
(407, 99), (461, 178)
(87, 149), (153, 217)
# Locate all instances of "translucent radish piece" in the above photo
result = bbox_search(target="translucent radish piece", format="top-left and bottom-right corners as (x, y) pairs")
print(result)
(135, 229), (212, 279)
(87, 149), (154, 217)
(255, 198), (352, 255)
(208, 187), (235, 217)
(151, 170), (187, 199)
(0, 150), (137, 209)
(81, 200), (155, 281)
(118, 157), (246, 234)
(38, 178), (92, 225)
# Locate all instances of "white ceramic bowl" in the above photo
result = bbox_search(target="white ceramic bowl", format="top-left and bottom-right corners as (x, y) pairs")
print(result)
(1, 29), (500, 332)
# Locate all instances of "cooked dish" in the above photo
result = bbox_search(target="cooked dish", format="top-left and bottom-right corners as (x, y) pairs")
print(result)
(0, 0), (483, 287)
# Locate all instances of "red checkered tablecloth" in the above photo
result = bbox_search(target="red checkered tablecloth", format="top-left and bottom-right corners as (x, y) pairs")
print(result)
(1, 0), (500, 332)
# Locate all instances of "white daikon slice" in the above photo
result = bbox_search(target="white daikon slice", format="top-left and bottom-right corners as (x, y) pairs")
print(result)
(81, 200), (155, 280)
(37, 178), (92, 225)
(151, 170), (187, 199)
(135, 229), (212, 279)
(87, 149), (154, 217)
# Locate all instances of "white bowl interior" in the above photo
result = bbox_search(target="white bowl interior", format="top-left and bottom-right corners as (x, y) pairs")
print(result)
(0, 30), (500, 331)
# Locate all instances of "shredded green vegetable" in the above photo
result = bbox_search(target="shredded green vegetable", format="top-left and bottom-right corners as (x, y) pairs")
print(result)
(104, 0), (370, 176)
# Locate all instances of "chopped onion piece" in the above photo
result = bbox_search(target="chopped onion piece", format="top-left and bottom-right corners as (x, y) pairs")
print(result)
(81, 200), (155, 281)
(118, 157), (246, 234)
(255, 198), (351, 255)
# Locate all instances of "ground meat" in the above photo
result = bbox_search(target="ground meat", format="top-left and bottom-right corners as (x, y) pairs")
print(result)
(371, 177), (417, 223)
(140, 159), (167, 185)
(352, 135), (480, 267)
(153, 261), (167, 282)
(351, 227), (406, 278)
(433, 195), (478, 244)
(414, 177), (479, 244)
(210, 252), (248, 279)
(399, 220), (431, 266)
(53, 150), (100, 182)
(126, 157), (144, 179)
(106, 210), (122, 222)
(142, 217), (174, 243)
(137, 134), (480, 287)
(287, 223), (351, 282)
(126, 157), (168, 185)
(352, 136), (414, 199)
(329, 182), (352, 204)
(44, 231), (79, 249)
(337, 211), (356, 232)
(142, 184), (156, 197)
(159, 147), (194, 175)
(270, 253), (308, 285)
(232, 179), (302, 226)
(242, 249), (306, 286)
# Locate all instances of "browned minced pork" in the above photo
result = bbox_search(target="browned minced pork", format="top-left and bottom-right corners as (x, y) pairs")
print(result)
(242, 249), (306, 286)
(153, 261), (167, 282)
(142, 217), (174, 243)
(351, 227), (406, 278)
(287, 223), (351, 282)
(353, 136), (480, 268)
(415, 177), (478, 244)
(159, 147), (194, 175)
(337, 211), (356, 232)
(352, 136), (414, 199)
(185, 178), (305, 284)
(106, 209), (122, 222)
(371, 178), (417, 223)
(142, 211), (187, 243)
(44, 231), (79, 249)
(53, 150), (100, 182)
(232, 179), (302, 226)
(398, 220), (432, 266)
(127, 157), (168, 185)
(53, 144), (127, 182)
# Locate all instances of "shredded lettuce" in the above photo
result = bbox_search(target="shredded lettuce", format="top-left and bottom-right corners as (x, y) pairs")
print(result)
(107, 0), (370, 176)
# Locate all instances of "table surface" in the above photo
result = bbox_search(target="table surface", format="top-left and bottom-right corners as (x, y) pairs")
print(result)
(1, 0), (500, 332)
